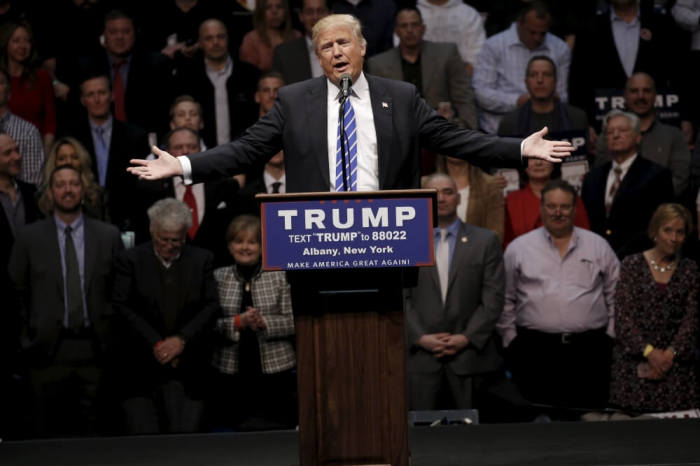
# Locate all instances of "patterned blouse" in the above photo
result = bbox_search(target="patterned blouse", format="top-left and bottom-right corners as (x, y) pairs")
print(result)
(610, 253), (698, 412)
(213, 266), (296, 375)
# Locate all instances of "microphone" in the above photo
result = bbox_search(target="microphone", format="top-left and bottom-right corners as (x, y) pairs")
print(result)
(340, 73), (352, 99)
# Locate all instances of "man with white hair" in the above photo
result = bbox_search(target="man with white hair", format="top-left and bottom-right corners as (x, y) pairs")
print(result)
(112, 198), (220, 434)
(130, 13), (573, 191)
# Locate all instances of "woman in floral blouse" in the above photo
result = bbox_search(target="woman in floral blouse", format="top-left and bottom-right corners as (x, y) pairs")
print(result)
(610, 203), (698, 413)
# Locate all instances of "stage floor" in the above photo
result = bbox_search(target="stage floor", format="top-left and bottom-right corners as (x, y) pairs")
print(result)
(1, 419), (699, 465)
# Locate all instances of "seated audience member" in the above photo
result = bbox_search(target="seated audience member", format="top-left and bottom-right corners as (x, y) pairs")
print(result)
(569, 0), (688, 138)
(368, 7), (477, 129)
(497, 55), (589, 139)
(0, 21), (56, 149)
(112, 198), (220, 434)
(237, 73), (287, 215)
(472, 1), (570, 133)
(504, 158), (589, 247)
(271, 0), (329, 84)
(239, 0), (301, 72)
(175, 18), (259, 149)
(331, 0), (396, 56)
(212, 215), (296, 430)
(8, 164), (122, 437)
(405, 173), (505, 411)
(610, 203), (698, 413)
(498, 179), (619, 411)
(135, 127), (239, 265)
(416, 0), (486, 75)
(60, 73), (149, 231)
(581, 110), (674, 258)
(38, 137), (103, 219)
(595, 73), (690, 198)
(0, 67), (44, 185)
(435, 155), (504, 241)
(84, 9), (173, 136)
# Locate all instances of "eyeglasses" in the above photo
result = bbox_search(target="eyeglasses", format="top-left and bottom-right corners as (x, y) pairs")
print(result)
(542, 204), (574, 215)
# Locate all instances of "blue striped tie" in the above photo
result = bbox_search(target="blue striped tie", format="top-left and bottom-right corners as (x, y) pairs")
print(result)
(335, 98), (358, 191)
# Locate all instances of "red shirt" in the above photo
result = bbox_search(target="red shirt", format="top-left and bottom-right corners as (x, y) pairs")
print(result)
(8, 68), (56, 136)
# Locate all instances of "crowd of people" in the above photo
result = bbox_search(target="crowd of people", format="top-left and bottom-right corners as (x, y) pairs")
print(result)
(0, 0), (698, 440)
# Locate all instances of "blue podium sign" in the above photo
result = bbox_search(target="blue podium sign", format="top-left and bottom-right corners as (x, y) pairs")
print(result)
(260, 193), (435, 271)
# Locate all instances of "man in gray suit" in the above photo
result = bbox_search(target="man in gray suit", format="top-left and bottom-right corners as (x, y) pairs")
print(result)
(405, 173), (505, 410)
(9, 165), (122, 436)
(368, 7), (477, 129)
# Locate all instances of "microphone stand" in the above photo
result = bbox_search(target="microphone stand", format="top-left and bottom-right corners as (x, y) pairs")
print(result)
(338, 94), (350, 191)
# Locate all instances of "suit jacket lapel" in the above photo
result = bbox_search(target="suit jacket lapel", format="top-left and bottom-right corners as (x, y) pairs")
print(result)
(306, 78), (330, 189)
(367, 76), (393, 189)
(83, 219), (97, 293)
(611, 157), (641, 211)
(46, 217), (65, 301)
(448, 223), (470, 294)
(419, 43), (435, 95)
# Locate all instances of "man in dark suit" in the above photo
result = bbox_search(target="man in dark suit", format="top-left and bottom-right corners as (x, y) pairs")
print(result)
(174, 18), (259, 149)
(0, 131), (41, 438)
(8, 165), (122, 437)
(84, 9), (173, 135)
(581, 110), (674, 258)
(130, 14), (571, 189)
(272, 0), (330, 84)
(135, 127), (238, 266)
(405, 173), (505, 410)
(112, 198), (220, 434)
(368, 7), (477, 129)
(61, 74), (150, 231)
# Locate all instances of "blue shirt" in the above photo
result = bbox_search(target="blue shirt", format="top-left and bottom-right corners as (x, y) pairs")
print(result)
(55, 214), (90, 327)
(433, 217), (461, 272)
(610, 7), (641, 77)
(90, 116), (113, 187)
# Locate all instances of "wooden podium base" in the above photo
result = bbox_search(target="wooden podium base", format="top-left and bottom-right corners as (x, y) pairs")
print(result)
(290, 269), (410, 466)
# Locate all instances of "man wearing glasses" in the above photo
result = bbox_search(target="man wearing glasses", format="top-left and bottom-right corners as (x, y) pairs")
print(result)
(497, 179), (620, 416)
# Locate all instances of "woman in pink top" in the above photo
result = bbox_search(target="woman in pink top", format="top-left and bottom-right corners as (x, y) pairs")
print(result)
(239, 0), (301, 72)
(0, 22), (56, 149)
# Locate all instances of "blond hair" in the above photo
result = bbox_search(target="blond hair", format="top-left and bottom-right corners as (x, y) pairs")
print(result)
(648, 203), (692, 240)
(312, 14), (366, 52)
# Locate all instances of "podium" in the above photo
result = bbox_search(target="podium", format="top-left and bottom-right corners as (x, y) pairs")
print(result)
(258, 189), (437, 466)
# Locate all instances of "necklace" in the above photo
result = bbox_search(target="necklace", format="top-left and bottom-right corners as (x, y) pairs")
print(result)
(649, 256), (675, 273)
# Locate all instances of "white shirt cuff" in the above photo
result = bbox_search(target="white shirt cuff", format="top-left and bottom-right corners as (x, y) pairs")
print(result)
(520, 139), (525, 162)
(178, 156), (193, 185)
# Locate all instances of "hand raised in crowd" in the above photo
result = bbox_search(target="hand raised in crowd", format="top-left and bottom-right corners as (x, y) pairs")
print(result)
(239, 307), (266, 331)
(153, 335), (186, 365)
(128, 146), (183, 180)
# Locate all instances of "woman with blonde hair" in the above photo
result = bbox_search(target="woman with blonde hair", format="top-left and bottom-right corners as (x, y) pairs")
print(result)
(39, 137), (103, 218)
(435, 155), (505, 241)
(239, 0), (301, 72)
(610, 203), (698, 413)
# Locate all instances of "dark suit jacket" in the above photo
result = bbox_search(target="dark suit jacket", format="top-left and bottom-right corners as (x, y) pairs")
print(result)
(111, 243), (220, 395)
(272, 36), (313, 85)
(189, 75), (522, 191)
(60, 117), (150, 230)
(569, 5), (683, 125)
(368, 41), (478, 129)
(581, 155), (674, 258)
(133, 177), (240, 266)
(405, 222), (505, 376)
(86, 48), (174, 135)
(7, 216), (122, 366)
(174, 53), (260, 149)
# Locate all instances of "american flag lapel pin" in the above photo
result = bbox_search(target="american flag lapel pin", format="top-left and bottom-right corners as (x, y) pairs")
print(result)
(382, 101), (388, 108)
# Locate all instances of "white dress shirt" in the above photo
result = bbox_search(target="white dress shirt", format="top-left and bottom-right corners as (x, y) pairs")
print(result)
(306, 36), (323, 78)
(205, 56), (233, 145)
(604, 153), (637, 207)
(173, 177), (205, 224)
(263, 170), (286, 193)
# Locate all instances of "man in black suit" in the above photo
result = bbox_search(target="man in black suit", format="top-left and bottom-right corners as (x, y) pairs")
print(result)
(112, 198), (220, 434)
(581, 110), (675, 258)
(272, 0), (330, 84)
(84, 9), (173, 136)
(61, 74), (150, 231)
(8, 165), (122, 437)
(174, 18), (259, 149)
(0, 131), (41, 438)
(130, 14), (572, 189)
(135, 127), (239, 266)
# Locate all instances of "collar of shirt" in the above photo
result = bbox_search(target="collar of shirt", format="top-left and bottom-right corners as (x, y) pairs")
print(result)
(434, 217), (461, 238)
(108, 53), (132, 78)
(153, 247), (181, 269)
(541, 224), (580, 256)
(89, 115), (113, 134)
(205, 55), (233, 78)
(263, 170), (286, 193)
(325, 72), (379, 191)
(55, 213), (84, 232)
(612, 152), (637, 180)
(505, 22), (551, 52)
(610, 6), (640, 26)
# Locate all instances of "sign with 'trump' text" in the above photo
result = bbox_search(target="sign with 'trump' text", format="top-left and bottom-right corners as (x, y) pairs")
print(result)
(260, 195), (435, 271)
